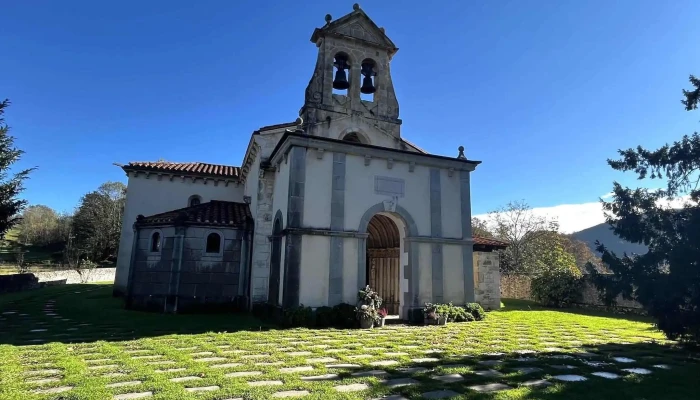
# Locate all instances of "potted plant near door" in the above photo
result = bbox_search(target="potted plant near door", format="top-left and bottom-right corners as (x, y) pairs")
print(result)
(423, 303), (447, 326)
(355, 285), (383, 329)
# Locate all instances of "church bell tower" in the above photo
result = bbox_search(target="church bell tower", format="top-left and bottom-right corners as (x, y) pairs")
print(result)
(300, 4), (404, 148)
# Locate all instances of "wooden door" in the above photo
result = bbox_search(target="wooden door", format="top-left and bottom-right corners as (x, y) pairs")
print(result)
(368, 248), (400, 315)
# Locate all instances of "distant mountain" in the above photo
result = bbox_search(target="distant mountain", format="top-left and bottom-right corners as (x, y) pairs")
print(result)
(570, 223), (648, 256)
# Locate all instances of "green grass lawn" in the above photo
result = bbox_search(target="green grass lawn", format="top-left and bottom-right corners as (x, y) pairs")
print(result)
(1, 285), (698, 400)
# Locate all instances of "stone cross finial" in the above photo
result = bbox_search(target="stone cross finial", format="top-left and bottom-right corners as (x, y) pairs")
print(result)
(457, 146), (466, 160)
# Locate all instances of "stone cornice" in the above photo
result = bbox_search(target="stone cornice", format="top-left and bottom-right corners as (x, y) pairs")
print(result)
(267, 132), (480, 172)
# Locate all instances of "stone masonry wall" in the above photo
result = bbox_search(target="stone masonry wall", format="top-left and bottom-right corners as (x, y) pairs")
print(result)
(501, 275), (643, 310)
(35, 268), (116, 284)
(250, 170), (275, 302)
(473, 251), (501, 310)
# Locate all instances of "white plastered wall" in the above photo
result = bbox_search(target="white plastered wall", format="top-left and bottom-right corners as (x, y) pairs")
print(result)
(114, 173), (244, 294)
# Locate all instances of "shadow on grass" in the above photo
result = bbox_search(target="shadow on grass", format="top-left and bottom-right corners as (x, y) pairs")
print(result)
(356, 341), (699, 400)
(0, 284), (273, 346)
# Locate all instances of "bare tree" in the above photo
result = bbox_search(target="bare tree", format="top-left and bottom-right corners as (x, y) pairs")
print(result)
(488, 200), (559, 274)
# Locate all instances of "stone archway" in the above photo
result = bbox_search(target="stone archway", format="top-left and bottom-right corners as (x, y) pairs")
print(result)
(358, 203), (419, 319)
(367, 214), (401, 315)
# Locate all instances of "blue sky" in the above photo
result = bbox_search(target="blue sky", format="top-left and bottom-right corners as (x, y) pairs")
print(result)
(2, 1), (699, 230)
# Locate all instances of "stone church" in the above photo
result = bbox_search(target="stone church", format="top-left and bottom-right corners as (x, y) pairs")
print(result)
(113, 4), (506, 318)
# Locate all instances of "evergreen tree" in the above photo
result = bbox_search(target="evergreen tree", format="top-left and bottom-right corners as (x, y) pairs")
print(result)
(593, 75), (700, 343)
(0, 99), (34, 238)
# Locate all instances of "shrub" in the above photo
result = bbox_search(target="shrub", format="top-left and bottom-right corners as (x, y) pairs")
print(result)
(332, 303), (357, 328)
(314, 306), (334, 328)
(531, 265), (583, 307)
(464, 303), (486, 321)
(281, 304), (313, 327)
(426, 302), (478, 322)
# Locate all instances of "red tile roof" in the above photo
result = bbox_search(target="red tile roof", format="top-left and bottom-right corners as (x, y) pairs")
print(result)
(136, 201), (252, 228)
(473, 236), (509, 249)
(121, 161), (240, 179)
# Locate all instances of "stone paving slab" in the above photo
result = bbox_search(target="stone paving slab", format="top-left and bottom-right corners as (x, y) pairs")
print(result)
(398, 366), (429, 374)
(422, 390), (461, 399)
(370, 360), (399, 366)
(513, 367), (542, 374)
(383, 378), (418, 388)
(113, 392), (153, 400)
(25, 377), (60, 385)
(306, 357), (336, 363)
(185, 386), (220, 392)
(211, 363), (243, 369)
(623, 368), (652, 375)
(170, 376), (201, 383)
(411, 357), (439, 363)
(106, 381), (142, 388)
(33, 386), (73, 394)
(248, 380), (283, 387)
(432, 373), (464, 383)
(592, 372), (621, 379)
(286, 351), (312, 356)
(280, 366), (314, 373)
(468, 383), (511, 393)
(351, 370), (389, 377)
(552, 374), (587, 382)
(226, 371), (262, 378)
(521, 379), (552, 388)
(474, 369), (503, 378)
(613, 357), (635, 363)
(272, 390), (310, 398)
(335, 383), (370, 392)
(300, 373), (339, 381)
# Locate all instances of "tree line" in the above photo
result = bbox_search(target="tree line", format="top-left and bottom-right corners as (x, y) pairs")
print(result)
(13, 182), (126, 267)
(471, 200), (603, 276)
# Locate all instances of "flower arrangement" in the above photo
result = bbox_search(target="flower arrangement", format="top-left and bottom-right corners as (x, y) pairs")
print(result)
(355, 285), (383, 329)
(423, 302), (447, 325)
(378, 308), (388, 318)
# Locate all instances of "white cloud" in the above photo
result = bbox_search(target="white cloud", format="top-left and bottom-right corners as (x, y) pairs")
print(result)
(474, 201), (606, 234)
(600, 192), (615, 199)
(474, 195), (693, 234)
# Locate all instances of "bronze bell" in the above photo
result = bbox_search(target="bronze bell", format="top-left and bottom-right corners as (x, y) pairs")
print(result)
(333, 68), (350, 90)
(360, 62), (376, 94)
(361, 75), (376, 94)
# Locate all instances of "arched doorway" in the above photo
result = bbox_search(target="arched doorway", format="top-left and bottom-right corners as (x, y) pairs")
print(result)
(367, 214), (401, 315)
(268, 217), (282, 305)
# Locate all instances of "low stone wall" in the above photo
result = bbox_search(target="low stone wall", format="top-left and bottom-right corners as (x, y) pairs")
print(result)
(34, 268), (116, 284)
(501, 274), (643, 310)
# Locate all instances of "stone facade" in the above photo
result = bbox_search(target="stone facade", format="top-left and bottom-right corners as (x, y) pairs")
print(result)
(473, 251), (501, 310)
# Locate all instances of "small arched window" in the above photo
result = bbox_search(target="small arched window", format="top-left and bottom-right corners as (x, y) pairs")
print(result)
(188, 195), (202, 207)
(150, 232), (161, 252)
(205, 233), (222, 254)
(342, 132), (363, 143)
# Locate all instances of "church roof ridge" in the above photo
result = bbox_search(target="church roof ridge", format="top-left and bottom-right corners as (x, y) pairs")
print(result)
(119, 161), (241, 179)
(136, 200), (252, 228)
